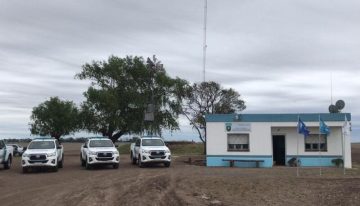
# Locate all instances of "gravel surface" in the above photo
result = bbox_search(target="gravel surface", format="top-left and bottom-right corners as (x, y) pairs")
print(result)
(0, 143), (359, 206)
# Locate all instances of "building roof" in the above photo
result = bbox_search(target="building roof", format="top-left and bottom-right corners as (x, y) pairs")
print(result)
(206, 113), (351, 123)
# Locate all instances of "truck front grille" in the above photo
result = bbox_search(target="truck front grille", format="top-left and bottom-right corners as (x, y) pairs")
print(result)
(30, 154), (47, 160)
(150, 151), (165, 156)
(95, 157), (114, 161)
(97, 152), (113, 158)
(29, 160), (48, 164)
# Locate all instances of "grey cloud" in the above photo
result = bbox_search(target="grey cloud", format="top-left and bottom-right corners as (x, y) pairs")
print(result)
(1, 0), (360, 140)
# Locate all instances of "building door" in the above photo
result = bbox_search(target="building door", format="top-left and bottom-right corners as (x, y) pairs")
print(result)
(272, 135), (285, 165)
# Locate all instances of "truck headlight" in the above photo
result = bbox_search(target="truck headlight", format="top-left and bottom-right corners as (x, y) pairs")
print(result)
(142, 149), (150, 154)
(165, 149), (171, 154)
(47, 152), (56, 157)
(89, 151), (97, 155)
(114, 151), (119, 155)
(22, 153), (30, 158)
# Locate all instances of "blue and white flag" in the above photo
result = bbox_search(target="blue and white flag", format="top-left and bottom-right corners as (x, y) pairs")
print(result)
(298, 118), (310, 137)
(320, 118), (330, 135)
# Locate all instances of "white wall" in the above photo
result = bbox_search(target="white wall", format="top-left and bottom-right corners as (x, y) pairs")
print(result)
(207, 122), (272, 156)
(271, 126), (343, 156)
(207, 121), (351, 167)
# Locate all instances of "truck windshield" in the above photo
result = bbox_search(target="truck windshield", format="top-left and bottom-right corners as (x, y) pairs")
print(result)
(89, 140), (113, 147)
(142, 139), (164, 146)
(28, 141), (55, 149)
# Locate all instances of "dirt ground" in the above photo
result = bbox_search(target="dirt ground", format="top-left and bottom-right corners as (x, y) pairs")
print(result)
(0, 143), (359, 206)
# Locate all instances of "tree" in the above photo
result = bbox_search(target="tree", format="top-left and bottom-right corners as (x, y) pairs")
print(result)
(182, 81), (246, 154)
(30, 97), (79, 140)
(76, 55), (187, 142)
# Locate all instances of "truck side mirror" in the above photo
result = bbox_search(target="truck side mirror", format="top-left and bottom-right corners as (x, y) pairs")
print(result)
(115, 144), (119, 148)
(57, 145), (63, 149)
(23, 147), (27, 151)
(83, 144), (87, 148)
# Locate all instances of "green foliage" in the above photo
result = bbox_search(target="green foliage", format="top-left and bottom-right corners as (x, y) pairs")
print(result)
(76, 55), (188, 142)
(29, 97), (79, 140)
(182, 81), (246, 145)
(331, 158), (344, 167)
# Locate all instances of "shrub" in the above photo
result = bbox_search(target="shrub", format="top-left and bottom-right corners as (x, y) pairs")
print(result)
(331, 158), (343, 167)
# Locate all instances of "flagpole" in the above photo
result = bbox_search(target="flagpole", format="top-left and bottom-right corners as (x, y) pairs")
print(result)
(341, 124), (346, 175)
(297, 115), (300, 177)
(342, 115), (346, 175)
(319, 114), (322, 176)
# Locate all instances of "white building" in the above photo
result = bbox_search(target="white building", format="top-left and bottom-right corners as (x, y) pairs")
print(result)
(206, 113), (352, 168)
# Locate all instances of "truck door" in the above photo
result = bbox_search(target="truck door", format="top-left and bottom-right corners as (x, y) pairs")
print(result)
(135, 139), (141, 157)
(55, 140), (62, 161)
(0, 141), (5, 162)
(82, 140), (88, 158)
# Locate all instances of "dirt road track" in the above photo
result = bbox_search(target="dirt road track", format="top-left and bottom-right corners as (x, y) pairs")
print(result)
(1, 143), (360, 206)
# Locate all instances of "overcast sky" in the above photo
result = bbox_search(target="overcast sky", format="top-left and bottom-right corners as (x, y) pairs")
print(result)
(1, 0), (359, 141)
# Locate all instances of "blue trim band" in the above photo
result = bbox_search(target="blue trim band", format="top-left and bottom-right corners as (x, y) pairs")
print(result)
(286, 156), (341, 167)
(206, 113), (351, 123)
(207, 156), (273, 168)
(207, 155), (272, 158)
(286, 155), (341, 158)
(206, 155), (342, 167)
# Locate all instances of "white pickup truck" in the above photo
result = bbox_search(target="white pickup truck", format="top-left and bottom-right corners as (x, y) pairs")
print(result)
(0, 139), (13, 170)
(80, 137), (120, 169)
(21, 138), (64, 173)
(130, 137), (171, 168)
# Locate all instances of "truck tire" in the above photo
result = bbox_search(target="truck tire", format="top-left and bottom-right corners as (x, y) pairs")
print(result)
(113, 163), (119, 169)
(164, 162), (171, 168)
(80, 153), (85, 167)
(58, 155), (64, 168)
(85, 157), (91, 170)
(4, 155), (12, 169)
(52, 165), (58, 172)
(131, 152), (137, 165)
(138, 155), (144, 168)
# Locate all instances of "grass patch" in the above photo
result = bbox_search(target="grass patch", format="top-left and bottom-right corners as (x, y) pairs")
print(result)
(118, 143), (131, 154)
(167, 142), (204, 155)
(117, 142), (204, 155)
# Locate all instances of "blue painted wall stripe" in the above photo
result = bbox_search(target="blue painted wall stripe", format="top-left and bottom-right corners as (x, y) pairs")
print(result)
(286, 156), (341, 167)
(207, 156), (273, 168)
(286, 155), (341, 158)
(207, 155), (341, 167)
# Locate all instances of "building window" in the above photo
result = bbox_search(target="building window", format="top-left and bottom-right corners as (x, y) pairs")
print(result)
(227, 133), (249, 151)
(304, 134), (327, 152)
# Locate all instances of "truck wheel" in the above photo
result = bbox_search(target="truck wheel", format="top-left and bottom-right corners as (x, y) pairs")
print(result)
(53, 165), (58, 172)
(58, 155), (64, 168)
(113, 163), (119, 169)
(164, 162), (171, 168)
(80, 153), (85, 167)
(131, 153), (137, 165)
(4, 155), (12, 169)
(138, 155), (144, 168)
(85, 157), (91, 170)
(22, 167), (28, 174)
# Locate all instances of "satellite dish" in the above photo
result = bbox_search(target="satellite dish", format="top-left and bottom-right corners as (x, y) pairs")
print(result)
(335, 100), (345, 110)
(329, 104), (339, 113)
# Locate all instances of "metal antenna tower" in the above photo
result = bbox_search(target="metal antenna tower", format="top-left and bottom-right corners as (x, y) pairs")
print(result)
(202, 0), (207, 82)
